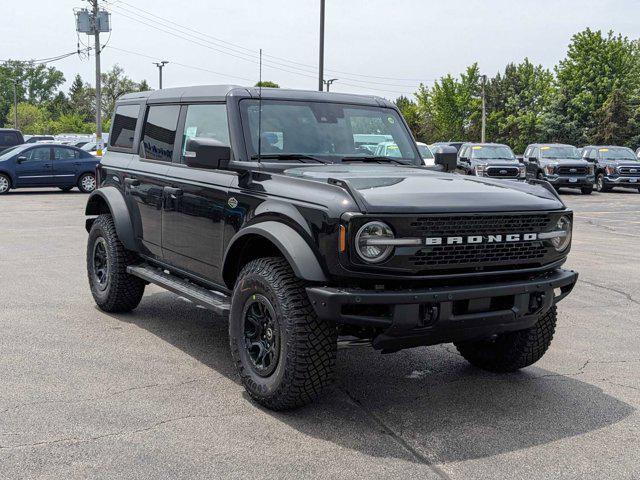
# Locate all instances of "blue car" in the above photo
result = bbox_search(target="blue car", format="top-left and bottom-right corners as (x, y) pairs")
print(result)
(0, 143), (99, 194)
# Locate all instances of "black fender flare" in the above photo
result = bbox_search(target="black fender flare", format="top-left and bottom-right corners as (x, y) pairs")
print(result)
(85, 186), (137, 251)
(223, 221), (328, 285)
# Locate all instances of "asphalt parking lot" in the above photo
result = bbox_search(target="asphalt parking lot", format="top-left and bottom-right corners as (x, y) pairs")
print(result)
(0, 187), (639, 480)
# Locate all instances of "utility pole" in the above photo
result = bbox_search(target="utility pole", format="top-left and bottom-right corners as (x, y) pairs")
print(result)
(323, 78), (338, 92)
(318, 0), (325, 91)
(12, 79), (18, 129)
(480, 74), (487, 143)
(91, 0), (103, 156)
(153, 61), (168, 89)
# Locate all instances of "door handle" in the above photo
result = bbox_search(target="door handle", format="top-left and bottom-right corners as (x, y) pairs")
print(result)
(164, 186), (183, 198)
(124, 178), (140, 187)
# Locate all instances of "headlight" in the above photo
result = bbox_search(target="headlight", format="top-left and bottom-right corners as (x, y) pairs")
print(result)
(519, 165), (526, 178)
(605, 165), (617, 175)
(475, 164), (487, 176)
(544, 215), (572, 252)
(355, 221), (395, 263)
(545, 164), (557, 175)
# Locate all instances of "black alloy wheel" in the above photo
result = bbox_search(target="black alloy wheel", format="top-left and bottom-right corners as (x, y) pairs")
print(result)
(242, 294), (281, 377)
(92, 237), (110, 292)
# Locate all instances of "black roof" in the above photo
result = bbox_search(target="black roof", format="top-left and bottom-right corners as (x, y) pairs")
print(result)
(0, 128), (22, 133)
(118, 85), (393, 107)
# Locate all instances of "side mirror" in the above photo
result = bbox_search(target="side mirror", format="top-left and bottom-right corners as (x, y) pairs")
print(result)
(16, 156), (27, 164)
(184, 137), (231, 170)
(433, 146), (458, 172)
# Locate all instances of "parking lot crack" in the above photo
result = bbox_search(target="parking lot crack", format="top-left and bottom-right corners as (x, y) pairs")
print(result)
(578, 279), (640, 306)
(341, 388), (452, 479)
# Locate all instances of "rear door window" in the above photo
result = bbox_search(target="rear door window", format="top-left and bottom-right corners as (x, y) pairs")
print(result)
(110, 104), (140, 149)
(141, 105), (180, 162)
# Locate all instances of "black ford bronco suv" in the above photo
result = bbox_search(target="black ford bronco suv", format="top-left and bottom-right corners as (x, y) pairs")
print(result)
(85, 85), (578, 410)
(523, 143), (594, 195)
(581, 145), (640, 193)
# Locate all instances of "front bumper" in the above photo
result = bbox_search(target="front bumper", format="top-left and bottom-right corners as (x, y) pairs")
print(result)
(307, 268), (578, 351)
(546, 175), (594, 186)
(604, 176), (640, 185)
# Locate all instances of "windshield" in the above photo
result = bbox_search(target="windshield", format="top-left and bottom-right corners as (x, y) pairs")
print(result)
(81, 142), (96, 151)
(240, 99), (420, 164)
(470, 145), (515, 160)
(599, 147), (637, 161)
(540, 146), (580, 159)
(417, 144), (434, 159)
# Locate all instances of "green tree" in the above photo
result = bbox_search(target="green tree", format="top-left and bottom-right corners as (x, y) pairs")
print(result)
(255, 81), (280, 88)
(100, 64), (145, 121)
(68, 74), (95, 122)
(590, 89), (631, 145)
(549, 29), (640, 144)
(395, 95), (422, 140)
(3, 102), (51, 134)
(485, 58), (554, 152)
(138, 79), (151, 92)
(416, 64), (481, 142)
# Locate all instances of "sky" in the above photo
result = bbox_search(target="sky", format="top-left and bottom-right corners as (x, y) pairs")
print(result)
(2, 0), (640, 100)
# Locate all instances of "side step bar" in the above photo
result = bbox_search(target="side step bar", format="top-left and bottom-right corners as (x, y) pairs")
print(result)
(127, 265), (230, 316)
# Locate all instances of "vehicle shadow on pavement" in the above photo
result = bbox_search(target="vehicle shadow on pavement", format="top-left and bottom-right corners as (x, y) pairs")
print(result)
(108, 291), (634, 465)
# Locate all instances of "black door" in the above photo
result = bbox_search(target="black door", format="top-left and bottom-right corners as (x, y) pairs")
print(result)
(126, 104), (181, 259)
(161, 103), (233, 282)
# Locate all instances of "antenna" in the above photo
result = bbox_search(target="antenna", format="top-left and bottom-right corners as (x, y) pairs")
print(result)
(257, 48), (262, 163)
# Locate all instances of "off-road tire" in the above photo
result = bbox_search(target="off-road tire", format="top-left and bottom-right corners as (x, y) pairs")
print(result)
(59, 186), (73, 192)
(229, 257), (337, 410)
(87, 214), (145, 313)
(581, 186), (593, 195)
(0, 173), (10, 194)
(78, 172), (96, 193)
(454, 306), (557, 372)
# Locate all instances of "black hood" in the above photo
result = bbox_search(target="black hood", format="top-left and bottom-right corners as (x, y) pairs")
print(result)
(284, 165), (564, 214)
(545, 158), (590, 166)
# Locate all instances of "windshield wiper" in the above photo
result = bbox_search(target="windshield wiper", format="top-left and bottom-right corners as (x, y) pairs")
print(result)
(251, 153), (327, 163)
(341, 156), (405, 165)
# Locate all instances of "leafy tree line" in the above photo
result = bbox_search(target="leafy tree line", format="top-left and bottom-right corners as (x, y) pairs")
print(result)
(396, 29), (640, 153)
(0, 63), (149, 135)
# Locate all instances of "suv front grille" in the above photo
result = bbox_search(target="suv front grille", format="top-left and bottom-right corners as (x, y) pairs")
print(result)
(409, 214), (552, 237)
(485, 166), (519, 178)
(410, 242), (545, 268)
(557, 166), (588, 175)
(619, 166), (640, 176)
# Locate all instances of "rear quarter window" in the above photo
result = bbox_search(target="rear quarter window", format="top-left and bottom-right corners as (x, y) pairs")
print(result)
(0, 132), (20, 146)
(110, 104), (140, 149)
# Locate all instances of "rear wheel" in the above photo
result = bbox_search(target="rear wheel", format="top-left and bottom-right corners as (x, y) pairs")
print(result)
(454, 306), (557, 372)
(229, 257), (337, 410)
(78, 173), (96, 193)
(87, 214), (145, 313)
(0, 174), (10, 194)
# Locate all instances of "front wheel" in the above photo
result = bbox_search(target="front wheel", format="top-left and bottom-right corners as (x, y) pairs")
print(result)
(454, 306), (557, 372)
(581, 186), (593, 195)
(87, 214), (145, 312)
(595, 173), (609, 192)
(78, 173), (97, 193)
(229, 257), (337, 410)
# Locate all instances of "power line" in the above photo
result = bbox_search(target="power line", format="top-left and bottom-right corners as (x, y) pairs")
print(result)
(103, 0), (432, 88)
(0, 48), (91, 65)
(103, 8), (417, 95)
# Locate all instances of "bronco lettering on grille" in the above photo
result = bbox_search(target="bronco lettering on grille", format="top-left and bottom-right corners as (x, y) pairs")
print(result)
(425, 233), (538, 245)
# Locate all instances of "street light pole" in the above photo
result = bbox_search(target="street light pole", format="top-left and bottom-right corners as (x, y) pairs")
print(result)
(323, 78), (338, 92)
(153, 61), (168, 89)
(318, 0), (325, 91)
(480, 74), (487, 143)
(13, 79), (18, 129)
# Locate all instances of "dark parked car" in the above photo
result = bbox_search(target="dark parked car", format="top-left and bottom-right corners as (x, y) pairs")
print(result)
(24, 135), (55, 143)
(0, 143), (98, 194)
(457, 142), (526, 180)
(0, 128), (25, 153)
(85, 85), (577, 410)
(581, 146), (640, 192)
(430, 141), (464, 153)
(523, 143), (594, 195)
